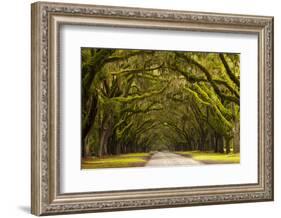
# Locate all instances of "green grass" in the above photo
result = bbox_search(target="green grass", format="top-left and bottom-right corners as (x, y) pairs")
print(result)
(175, 151), (240, 164)
(82, 152), (152, 169)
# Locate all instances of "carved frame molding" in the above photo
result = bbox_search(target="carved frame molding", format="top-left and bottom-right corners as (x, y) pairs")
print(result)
(31, 2), (274, 215)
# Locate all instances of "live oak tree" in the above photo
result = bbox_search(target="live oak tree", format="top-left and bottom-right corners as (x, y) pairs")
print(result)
(81, 48), (240, 158)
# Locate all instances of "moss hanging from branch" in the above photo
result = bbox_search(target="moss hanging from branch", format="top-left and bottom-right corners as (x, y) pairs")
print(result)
(184, 86), (210, 106)
(175, 52), (239, 105)
(110, 86), (167, 104)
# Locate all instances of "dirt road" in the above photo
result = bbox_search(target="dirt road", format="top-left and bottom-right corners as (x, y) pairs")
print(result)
(146, 151), (203, 167)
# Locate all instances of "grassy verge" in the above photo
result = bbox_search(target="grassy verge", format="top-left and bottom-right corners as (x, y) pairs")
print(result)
(175, 151), (240, 164)
(82, 152), (152, 169)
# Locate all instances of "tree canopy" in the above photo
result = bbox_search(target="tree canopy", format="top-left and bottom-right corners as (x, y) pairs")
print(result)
(81, 48), (240, 158)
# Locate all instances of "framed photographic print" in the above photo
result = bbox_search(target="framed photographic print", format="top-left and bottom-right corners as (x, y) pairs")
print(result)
(31, 1), (274, 216)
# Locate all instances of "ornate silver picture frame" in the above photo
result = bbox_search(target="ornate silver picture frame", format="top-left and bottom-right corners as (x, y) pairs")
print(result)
(31, 1), (274, 216)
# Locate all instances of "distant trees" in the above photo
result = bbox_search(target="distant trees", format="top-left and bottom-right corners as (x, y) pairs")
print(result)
(81, 48), (240, 158)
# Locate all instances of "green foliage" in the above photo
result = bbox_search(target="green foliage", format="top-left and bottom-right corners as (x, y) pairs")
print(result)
(81, 48), (241, 165)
